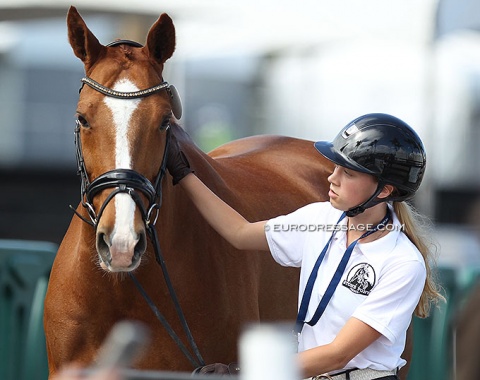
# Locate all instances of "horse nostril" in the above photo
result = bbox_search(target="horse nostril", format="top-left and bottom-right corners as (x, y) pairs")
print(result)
(96, 231), (111, 262)
(134, 230), (147, 259)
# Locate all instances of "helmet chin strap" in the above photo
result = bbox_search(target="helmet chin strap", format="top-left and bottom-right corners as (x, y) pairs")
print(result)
(346, 183), (386, 217)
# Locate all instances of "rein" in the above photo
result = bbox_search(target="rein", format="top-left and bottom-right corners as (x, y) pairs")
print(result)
(71, 62), (204, 368)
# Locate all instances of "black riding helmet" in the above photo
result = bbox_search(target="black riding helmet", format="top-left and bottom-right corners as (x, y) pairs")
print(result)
(314, 113), (426, 216)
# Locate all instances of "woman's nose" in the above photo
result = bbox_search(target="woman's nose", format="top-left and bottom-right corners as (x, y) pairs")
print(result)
(328, 165), (339, 184)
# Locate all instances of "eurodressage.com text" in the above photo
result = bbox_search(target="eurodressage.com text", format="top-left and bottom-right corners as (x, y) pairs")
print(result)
(265, 224), (405, 232)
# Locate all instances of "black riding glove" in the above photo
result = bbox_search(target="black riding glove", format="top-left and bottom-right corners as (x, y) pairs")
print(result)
(166, 133), (193, 185)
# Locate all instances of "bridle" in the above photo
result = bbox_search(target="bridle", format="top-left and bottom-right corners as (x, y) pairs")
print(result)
(72, 40), (177, 229)
(72, 117), (169, 229)
(70, 40), (205, 369)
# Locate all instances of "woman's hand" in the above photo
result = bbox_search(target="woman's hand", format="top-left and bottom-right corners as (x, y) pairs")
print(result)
(166, 132), (192, 185)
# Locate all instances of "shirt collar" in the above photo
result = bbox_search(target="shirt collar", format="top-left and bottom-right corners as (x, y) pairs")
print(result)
(333, 204), (400, 258)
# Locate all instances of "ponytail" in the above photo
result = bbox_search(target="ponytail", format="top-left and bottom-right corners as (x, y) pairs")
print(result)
(393, 201), (445, 318)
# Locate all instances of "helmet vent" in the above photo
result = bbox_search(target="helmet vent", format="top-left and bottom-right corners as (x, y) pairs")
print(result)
(342, 124), (359, 139)
(408, 166), (422, 183)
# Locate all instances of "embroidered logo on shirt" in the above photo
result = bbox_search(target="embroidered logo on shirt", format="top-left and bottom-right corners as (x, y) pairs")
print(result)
(342, 263), (376, 295)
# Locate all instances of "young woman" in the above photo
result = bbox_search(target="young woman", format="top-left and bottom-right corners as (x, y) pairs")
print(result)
(167, 113), (443, 380)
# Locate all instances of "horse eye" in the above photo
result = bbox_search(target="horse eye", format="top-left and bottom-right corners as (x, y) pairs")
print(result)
(160, 115), (171, 130)
(76, 115), (90, 128)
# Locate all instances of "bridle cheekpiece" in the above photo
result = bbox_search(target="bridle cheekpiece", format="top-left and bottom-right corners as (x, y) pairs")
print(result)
(72, 118), (170, 229)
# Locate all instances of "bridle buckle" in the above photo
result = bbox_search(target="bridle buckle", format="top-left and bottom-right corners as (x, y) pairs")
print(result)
(313, 374), (334, 380)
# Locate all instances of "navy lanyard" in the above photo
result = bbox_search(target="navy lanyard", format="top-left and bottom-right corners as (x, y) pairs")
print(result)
(294, 208), (391, 335)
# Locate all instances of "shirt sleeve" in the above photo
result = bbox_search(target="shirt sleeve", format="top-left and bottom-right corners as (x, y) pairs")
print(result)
(265, 202), (335, 267)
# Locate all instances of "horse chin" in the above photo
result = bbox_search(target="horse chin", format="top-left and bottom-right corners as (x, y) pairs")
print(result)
(98, 248), (143, 273)
(99, 256), (141, 273)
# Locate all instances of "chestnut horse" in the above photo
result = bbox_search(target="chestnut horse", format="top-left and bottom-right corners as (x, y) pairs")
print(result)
(43, 6), (412, 378)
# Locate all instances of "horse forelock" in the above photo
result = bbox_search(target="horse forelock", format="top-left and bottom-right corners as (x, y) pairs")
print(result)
(113, 48), (150, 72)
(118, 44), (135, 58)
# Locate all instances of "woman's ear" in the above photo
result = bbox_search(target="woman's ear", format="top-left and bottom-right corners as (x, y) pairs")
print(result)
(377, 184), (395, 199)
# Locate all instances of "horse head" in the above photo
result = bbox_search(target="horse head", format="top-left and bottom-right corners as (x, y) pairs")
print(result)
(67, 6), (180, 272)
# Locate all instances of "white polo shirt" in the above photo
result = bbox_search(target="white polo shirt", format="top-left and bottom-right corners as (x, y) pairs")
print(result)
(265, 201), (426, 371)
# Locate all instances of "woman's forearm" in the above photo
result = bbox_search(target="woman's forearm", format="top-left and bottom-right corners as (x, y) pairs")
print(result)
(178, 173), (269, 251)
(297, 318), (381, 377)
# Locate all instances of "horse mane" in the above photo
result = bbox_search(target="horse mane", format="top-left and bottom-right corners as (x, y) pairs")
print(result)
(169, 123), (228, 190)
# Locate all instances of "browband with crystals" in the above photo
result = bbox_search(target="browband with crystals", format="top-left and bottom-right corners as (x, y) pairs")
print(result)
(80, 77), (170, 99)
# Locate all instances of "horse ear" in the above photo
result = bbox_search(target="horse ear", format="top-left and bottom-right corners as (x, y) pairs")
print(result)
(67, 6), (105, 68)
(144, 13), (176, 64)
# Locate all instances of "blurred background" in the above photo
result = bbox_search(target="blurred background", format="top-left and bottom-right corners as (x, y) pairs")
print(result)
(1, 0), (479, 244)
(0, 0), (480, 379)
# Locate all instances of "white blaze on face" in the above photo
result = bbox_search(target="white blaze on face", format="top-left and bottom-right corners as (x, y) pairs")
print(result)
(103, 79), (141, 257)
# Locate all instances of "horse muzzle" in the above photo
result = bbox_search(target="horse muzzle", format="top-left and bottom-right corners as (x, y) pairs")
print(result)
(96, 222), (147, 272)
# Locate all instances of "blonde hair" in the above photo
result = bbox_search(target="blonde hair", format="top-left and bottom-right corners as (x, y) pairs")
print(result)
(393, 201), (445, 318)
